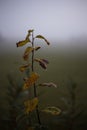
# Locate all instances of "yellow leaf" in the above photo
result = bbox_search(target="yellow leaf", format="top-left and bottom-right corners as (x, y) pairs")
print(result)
(24, 97), (38, 114)
(16, 39), (30, 47)
(42, 106), (61, 115)
(23, 47), (34, 61)
(19, 64), (30, 72)
(23, 72), (39, 90)
(35, 35), (50, 45)
(25, 29), (34, 40)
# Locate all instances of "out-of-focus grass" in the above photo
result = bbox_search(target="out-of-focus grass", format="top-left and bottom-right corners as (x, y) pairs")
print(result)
(0, 46), (87, 129)
(0, 47), (87, 108)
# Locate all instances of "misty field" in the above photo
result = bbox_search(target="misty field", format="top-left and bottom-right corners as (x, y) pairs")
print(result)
(0, 46), (87, 130)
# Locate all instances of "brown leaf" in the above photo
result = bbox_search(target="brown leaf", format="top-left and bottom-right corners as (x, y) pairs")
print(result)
(39, 82), (57, 88)
(19, 64), (30, 72)
(34, 58), (49, 69)
(35, 35), (50, 45)
(41, 59), (49, 64)
(25, 29), (34, 40)
(23, 47), (34, 61)
(39, 61), (47, 69)
(28, 29), (34, 33)
(24, 97), (38, 114)
(23, 72), (39, 90)
(34, 46), (41, 51)
(16, 39), (30, 47)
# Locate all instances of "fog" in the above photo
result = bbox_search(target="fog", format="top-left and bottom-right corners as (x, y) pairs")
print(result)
(0, 0), (87, 52)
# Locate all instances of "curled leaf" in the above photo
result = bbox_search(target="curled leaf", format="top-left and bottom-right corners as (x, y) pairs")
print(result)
(35, 35), (50, 45)
(25, 29), (34, 40)
(41, 59), (49, 64)
(16, 39), (30, 47)
(34, 46), (41, 51)
(39, 82), (57, 88)
(34, 58), (49, 69)
(42, 106), (61, 115)
(23, 72), (39, 90)
(19, 64), (30, 72)
(23, 47), (34, 61)
(28, 29), (34, 33)
(24, 97), (38, 114)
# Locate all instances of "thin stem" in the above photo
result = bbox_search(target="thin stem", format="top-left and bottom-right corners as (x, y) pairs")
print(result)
(31, 31), (41, 125)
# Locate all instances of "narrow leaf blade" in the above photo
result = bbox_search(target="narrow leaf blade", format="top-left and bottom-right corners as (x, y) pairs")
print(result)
(42, 106), (61, 115)
(16, 39), (30, 47)
(39, 82), (57, 88)
(35, 35), (50, 45)
(23, 47), (34, 61)
(19, 64), (30, 72)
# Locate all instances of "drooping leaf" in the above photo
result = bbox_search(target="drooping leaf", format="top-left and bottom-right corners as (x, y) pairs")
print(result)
(34, 46), (41, 51)
(23, 47), (34, 61)
(25, 29), (34, 40)
(28, 29), (34, 33)
(39, 82), (57, 88)
(41, 59), (49, 64)
(35, 35), (50, 45)
(24, 97), (38, 114)
(16, 38), (30, 47)
(19, 64), (30, 72)
(42, 106), (61, 115)
(39, 62), (47, 69)
(23, 72), (39, 90)
(34, 58), (49, 69)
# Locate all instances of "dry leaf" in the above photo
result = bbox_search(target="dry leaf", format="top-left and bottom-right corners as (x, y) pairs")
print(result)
(24, 97), (38, 114)
(23, 47), (34, 61)
(35, 35), (50, 45)
(16, 39), (30, 47)
(19, 64), (30, 72)
(25, 29), (34, 40)
(34, 46), (41, 51)
(42, 106), (61, 115)
(23, 72), (39, 90)
(34, 58), (49, 69)
(39, 82), (57, 88)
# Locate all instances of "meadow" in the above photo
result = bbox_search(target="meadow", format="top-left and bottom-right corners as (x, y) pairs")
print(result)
(0, 43), (87, 130)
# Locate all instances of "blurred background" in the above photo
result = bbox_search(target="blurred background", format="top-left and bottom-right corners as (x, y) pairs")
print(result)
(0, 0), (87, 129)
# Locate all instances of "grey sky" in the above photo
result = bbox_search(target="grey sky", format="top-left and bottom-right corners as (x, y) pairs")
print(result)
(0, 0), (87, 43)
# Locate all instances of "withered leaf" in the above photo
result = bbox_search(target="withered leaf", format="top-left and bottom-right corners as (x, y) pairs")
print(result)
(23, 47), (34, 61)
(28, 29), (34, 33)
(39, 82), (57, 88)
(24, 97), (38, 114)
(34, 46), (41, 51)
(39, 61), (47, 69)
(23, 72), (39, 90)
(41, 59), (49, 64)
(16, 38), (30, 47)
(34, 58), (49, 69)
(35, 35), (50, 45)
(42, 106), (61, 115)
(19, 64), (30, 72)
(25, 29), (34, 40)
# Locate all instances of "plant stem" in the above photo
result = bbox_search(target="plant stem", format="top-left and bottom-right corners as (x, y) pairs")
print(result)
(31, 31), (41, 125)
